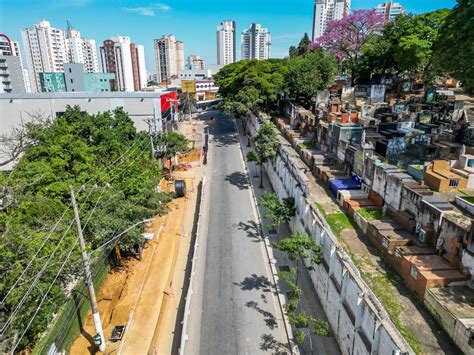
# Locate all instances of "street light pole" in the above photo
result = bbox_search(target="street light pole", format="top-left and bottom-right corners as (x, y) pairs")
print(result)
(70, 186), (106, 352)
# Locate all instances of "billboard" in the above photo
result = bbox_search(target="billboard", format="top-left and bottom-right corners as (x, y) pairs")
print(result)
(181, 80), (196, 93)
(160, 91), (178, 117)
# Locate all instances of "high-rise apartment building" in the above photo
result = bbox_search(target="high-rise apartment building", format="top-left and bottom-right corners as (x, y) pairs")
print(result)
(0, 34), (21, 57)
(312, 0), (351, 41)
(21, 20), (68, 92)
(187, 55), (205, 70)
(375, 2), (404, 21)
(216, 21), (236, 65)
(241, 23), (271, 60)
(66, 28), (100, 73)
(153, 35), (185, 83)
(99, 35), (147, 91)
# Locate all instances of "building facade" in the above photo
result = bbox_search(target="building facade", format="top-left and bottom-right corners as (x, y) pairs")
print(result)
(216, 20), (236, 65)
(21, 20), (68, 92)
(312, 0), (351, 41)
(0, 55), (27, 93)
(99, 36), (146, 92)
(0, 34), (30, 92)
(241, 23), (271, 60)
(154, 35), (185, 83)
(187, 55), (205, 70)
(374, 2), (404, 21)
(66, 28), (100, 73)
(40, 63), (114, 92)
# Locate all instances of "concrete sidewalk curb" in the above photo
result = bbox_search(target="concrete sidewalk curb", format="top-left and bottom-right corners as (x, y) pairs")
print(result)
(233, 118), (299, 355)
(178, 176), (205, 355)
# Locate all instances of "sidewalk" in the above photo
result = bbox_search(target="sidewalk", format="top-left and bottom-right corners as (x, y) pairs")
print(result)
(236, 120), (341, 355)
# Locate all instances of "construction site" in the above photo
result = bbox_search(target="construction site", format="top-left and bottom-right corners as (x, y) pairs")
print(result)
(70, 120), (207, 355)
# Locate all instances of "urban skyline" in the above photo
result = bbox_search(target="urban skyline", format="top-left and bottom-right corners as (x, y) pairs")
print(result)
(0, 0), (456, 71)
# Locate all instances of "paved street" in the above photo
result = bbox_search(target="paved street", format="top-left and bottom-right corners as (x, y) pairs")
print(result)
(186, 113), (289, 354)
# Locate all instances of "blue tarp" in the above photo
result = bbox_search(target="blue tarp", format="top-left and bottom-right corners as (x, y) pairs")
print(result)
(329, 177), (361, 197)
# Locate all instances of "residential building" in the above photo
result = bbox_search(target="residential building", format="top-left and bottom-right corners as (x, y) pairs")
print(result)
(0, 34), (21, 56)
(0, 34), (30, 92)
(99, 35), (146, 91)
(66, 27), (100, 73)
(181, 78), (219, 102)
(241, 23), (271, 60)
(154, 35), (185, 83)
(0, 55), (27, 93)
(40, 63), (114, 92)
(21, 20), (68, 92)
(216, 20), (236, 65)
(187, 55), (205, 70)
(375, 2), (404, 21)
(312, 0), (351, 41)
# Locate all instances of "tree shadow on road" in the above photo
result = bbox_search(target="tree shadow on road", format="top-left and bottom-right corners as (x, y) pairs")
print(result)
(260, 333), (291, 354)
(246, 301), (278, 330)
(237, 220), (261, 242)
(224, 171), (250, 190)
(233, 274), (272, 292)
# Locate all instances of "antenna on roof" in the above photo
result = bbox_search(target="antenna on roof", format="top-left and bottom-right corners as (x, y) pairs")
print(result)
(66, 19), (73, 31)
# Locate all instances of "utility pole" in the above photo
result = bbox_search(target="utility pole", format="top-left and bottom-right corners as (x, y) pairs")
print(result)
(70, 186), (106, 352)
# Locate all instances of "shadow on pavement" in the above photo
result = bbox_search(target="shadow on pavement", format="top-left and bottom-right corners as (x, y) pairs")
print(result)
(233, 274), (272, 291)
(224, 171), (249, 190)
(237, 220), (261, 242)
(246, 301), (278, 330)
(260, 333), (291, 353)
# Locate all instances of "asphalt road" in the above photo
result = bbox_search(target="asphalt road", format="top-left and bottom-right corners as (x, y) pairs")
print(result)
(185, 112), (288, 354)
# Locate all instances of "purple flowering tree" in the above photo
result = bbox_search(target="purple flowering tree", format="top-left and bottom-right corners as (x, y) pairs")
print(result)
(313, 9), (386, 85)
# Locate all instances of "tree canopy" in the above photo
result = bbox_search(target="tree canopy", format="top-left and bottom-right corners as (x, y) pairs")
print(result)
(289, 33), (311, 57)
(434, 0), (474, 90)
(0, 106), (172, 351)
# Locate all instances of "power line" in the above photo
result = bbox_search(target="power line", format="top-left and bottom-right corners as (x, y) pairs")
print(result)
(9, 237), (79, 354)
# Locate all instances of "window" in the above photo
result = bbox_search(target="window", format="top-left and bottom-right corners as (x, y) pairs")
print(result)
(449, 178), (459, 187)
(69, 68), (72, 73)
(410, 265), (418, 279)
(70, 78), (74, 84)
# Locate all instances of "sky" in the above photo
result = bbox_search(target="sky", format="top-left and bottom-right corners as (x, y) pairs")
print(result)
(0, 0), (457, 73)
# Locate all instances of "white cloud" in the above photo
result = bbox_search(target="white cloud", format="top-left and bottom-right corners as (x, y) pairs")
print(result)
(123, 2), (171, 16)
(124, 7), (156, 16)
(154, 2), (171, 12)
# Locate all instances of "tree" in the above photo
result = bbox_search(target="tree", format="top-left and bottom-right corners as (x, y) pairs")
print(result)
(355, 9), (450, 84)
(274, 230), (327, 344)
(247, 121), (280, 188)
(434, 0), (474, 90)
(156, 131), (189, 157)
(260, 191), (295, 232)
(214, 59), (288, 116)
(314, 9), (386, 85)
(289, 33), (311, 57)
(0, 106), (172, 351)
(286, 49), (337, 103)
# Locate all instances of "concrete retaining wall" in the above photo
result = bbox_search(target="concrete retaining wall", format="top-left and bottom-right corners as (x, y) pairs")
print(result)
(248, 114), (414, 354)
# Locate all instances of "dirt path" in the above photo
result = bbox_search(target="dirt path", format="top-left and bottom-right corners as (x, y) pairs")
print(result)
(70, 121), (205, 355)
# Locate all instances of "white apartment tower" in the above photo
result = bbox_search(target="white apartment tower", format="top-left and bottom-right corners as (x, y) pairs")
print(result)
(66, 28), (100, 73)
(21, 20), (68, 92)
(216, 21), (236, 65)
(241, 23), (271, 60)
(99, 35), (147, 91)
(375, 2), (404, 21)
(312, 0), (351, 41)
(153, 35), (185, 83)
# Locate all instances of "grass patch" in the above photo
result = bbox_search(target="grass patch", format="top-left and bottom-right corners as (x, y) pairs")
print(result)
(357, 208), (388, 221)
(297, 142), (314, 150)
(324, 212), (358, 238)
(460, 195), (474, 204)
